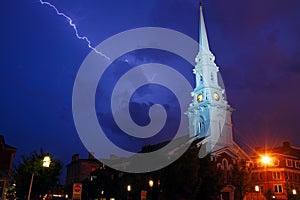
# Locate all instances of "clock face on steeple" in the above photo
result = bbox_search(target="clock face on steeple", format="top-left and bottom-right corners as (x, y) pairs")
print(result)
(213, 92), (220, 101)
(197, 93), (203, 102)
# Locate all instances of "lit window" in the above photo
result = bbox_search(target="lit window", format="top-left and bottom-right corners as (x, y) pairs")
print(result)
(274, 185), (283, 193)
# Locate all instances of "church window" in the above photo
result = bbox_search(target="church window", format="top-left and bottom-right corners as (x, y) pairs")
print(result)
(211, 73), (214, 81)
(198, 117), (205, 134)
(200, 75), (203, 82)
(222, 158), (229, 170)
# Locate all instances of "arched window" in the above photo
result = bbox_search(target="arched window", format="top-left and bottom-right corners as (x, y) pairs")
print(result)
(198, 117), (205, 134)
(222, 158), (229, 170)
(217, 163), (222, 170)
(222, 158), (229, 183)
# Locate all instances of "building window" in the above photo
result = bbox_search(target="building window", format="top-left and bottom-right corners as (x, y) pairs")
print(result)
(274, 184), (283, 193)
(285, 172), (289, 180)
(295, 161), (300, 169)
(286, 159), (293, 167)
(259, 172), (263, 180)
(272, 171), (281, 180)
(217, 163), (222, 170)
(260, 185), (264, 193)
(0, 181), (4, 197)
(273, 158), (280, 166)
(290, 172), (293, 180)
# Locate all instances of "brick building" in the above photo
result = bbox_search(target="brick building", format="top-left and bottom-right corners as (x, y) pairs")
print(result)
(246, 142), (300, 200)
(65, 153), (102, 186)
(0, 135), (17, 199)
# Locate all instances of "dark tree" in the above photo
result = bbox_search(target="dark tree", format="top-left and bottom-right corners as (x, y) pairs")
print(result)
(229, 159), (251, 200)
(12, 149), (63, 199)
(161, 147), (223, 200)
(195, 154), (223, 200)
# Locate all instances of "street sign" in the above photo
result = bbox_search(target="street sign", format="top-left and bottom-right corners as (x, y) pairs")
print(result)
(141, 190), (147, 200)
(72, 183), (82, 200)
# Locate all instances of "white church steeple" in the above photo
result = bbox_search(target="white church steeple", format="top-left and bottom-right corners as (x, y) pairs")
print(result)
(186, 3), (233, 152)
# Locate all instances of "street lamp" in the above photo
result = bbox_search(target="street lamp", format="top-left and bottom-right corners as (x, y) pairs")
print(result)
(42, 155), (51, 168)
(126, 185), (131, 200)
(261, 155), (271, 165)
(148, 180), (154, 188)
(261, 155), (272, 200)
(27, 155), (51, 200)
(127, 185), (131, 192)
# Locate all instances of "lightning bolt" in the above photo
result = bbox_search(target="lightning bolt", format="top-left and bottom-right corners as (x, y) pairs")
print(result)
(39, 0), (110, 60)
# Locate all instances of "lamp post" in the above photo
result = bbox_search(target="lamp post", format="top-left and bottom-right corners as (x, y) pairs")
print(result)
(148, 179), (154, 200)
(261, 155), (272, 200)
(27, 155), (51, 200)
(126, 185), (131, 200)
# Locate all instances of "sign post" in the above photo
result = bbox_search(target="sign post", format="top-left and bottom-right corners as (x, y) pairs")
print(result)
(72, 183), (82, 200)
(141, 190), (147, 200)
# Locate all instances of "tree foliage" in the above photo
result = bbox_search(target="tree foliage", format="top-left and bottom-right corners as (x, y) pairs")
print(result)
(229, 159), (251, 200)
(161, 147), (223, 200)
(12, 149), (63, 199)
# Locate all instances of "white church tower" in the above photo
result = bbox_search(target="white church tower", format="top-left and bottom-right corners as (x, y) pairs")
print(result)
(186, 5), (234, 153)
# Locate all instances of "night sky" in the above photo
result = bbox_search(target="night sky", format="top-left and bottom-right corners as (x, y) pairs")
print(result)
(1, 0), (300, 181)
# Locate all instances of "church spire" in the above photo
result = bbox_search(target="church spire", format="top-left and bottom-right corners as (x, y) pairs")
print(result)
(199, 5), (210, 53)
(195, 3), (215, 63)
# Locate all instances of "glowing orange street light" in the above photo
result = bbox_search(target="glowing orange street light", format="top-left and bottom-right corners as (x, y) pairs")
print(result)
(261, 155), (272, 165)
